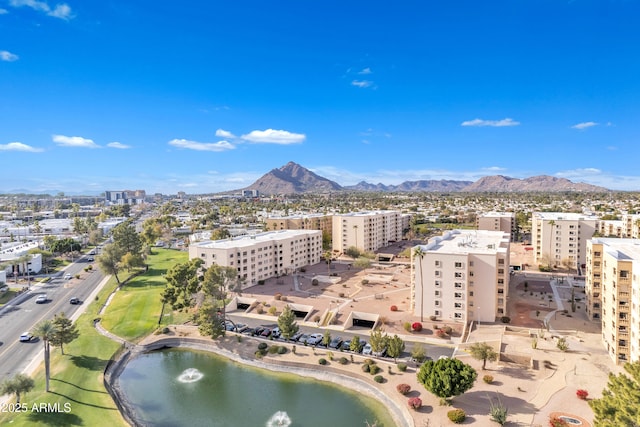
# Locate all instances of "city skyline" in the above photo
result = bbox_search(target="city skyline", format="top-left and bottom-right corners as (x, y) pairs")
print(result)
(1, 1), (639, 194)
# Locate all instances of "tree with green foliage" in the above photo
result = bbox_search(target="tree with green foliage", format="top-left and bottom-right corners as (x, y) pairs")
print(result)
(0, 374), (35, 403)
(411, 344), (428, 363)
(277, 305), (299, 341)
(369, 327), (388, 355)
(97, 243), (125, 284)
(192, 300), (224, 338)
(141, 218), (164, 248)
(417, 357), (477, 399)
(386, 334), (405, 361)
(350, 335), (361, 352)
(354, 256), (371, 269)
(112, 222), (144, 266)
(468, 342), (499, 370)
(32, 320), (58, 392)
(589, 361), (640, 427)
(199, 264), (243, 338)
(322, 329), (332, 347)
(161, 258), (205, 311)
(50, 312), (80, 355)
(345, 246), (361, 259)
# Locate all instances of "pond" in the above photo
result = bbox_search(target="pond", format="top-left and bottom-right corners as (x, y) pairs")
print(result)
(117, 348), (396, 427)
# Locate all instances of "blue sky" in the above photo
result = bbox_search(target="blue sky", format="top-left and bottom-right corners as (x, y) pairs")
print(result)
(1, 0), (639, 195)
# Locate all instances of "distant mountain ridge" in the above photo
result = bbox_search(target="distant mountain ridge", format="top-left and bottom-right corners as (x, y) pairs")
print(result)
(242, 162), (608, 194)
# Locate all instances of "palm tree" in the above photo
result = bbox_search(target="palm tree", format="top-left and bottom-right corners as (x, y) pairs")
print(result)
(413, 246), (426, 322)
(548, 220), (556, 269)
(353, 225), (359, 249)
(32, 320), (58, 392)
(324, 251), (332, 275)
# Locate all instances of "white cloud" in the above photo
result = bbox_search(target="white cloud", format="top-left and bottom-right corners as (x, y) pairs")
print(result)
(351, 80), (374, 88)
(571, 121), (598, 130)
(0, 142), (44, 152)
(168, 138), (235, 152)
(107, 142), (131, 149)
(0, 8), (9, 14)
(358, 67), (372, 75)
(482, 166), (507, 172)
(9, 0), (73, 20)
(556, 168), (602, 178)
(0, 50), (19, 62)
(607, 146), (617, 151)
(52, 134), (100, 148)
(215, 129), (236, 139)
(241, 129), (305, 145)
(461, 118), (520, 127)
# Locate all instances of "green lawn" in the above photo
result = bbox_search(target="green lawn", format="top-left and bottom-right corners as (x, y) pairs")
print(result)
(0, 248), (188, 426)
(0, 289), (18, 305)
(100, 249), (188, 342)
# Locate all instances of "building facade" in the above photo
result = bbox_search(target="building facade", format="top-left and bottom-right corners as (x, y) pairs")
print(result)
(332, 211), (403, 254)
(585, 238), (640, 365)
(476, 212), (517, 241)
(411, 230), (510, 324)
(531, 212), (597, 270)
(265, 213), (333, 237)
(189, 230), (323, 288)
(104, 190), (146, 205)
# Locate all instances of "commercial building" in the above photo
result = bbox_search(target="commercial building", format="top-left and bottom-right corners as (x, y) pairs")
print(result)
(411, 229), (510, 323)
(476, 212), (517, 241)
(332, 211), (403, 254)
(189, 230), (323, 288)
(531, 212), (597, 270)
(586, 238), (640, 365)
(104, 190), (146, 205)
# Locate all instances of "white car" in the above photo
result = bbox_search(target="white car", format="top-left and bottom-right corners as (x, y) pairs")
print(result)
(20, 332), (32, 342)
(64, 274), (72, 280)
(362, 343), (373, 355)
(306, 333), (323, 346)
(35, 294), (48, 304)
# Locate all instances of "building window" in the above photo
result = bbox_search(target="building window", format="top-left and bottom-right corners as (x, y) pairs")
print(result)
(435, 281), (442, 287)
(454, 282), (463, 289)
(454, 292), (463, 299)
(455, 272), (463, 278)
(455, 262), (463, 268)
(435, 290), (441, 297)
(454, 313), (463, 319)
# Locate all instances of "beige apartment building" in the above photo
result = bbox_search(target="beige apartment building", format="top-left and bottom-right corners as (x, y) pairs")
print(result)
(189, 230), (323, 288)
(531, 212), (597, 270)
(265, 213), (333, 236)
(476, 212), (517, 241)
(411, 230), (510, 324)
(623, 214), (640, 238)
(596, 219), (624, 238)
(585, 238), (640, 365)
(332, 211), (404, 254)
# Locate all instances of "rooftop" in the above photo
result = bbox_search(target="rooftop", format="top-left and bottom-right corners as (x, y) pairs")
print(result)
(420, 229), (509, 255)
(534, 212), (598, 221)
(592, 238), (640, 261)
(192, 229), (321, 249)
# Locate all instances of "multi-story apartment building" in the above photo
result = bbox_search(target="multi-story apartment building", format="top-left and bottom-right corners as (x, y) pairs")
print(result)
(189, 230), (323, 288)
(586, 238), (640, 365)
(596, 220), (624, 238)
(411, 230), (510, 323)
(476, 212), (517, 241)
(332, 211), (403, 254)
(104, 190), (146, 205)
(265, 213), (333, 237)
(623, 214), (640, 239)
(531, 212), (597, 270)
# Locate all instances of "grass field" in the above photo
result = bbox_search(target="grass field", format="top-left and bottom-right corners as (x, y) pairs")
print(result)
(0, 248), (188, 426)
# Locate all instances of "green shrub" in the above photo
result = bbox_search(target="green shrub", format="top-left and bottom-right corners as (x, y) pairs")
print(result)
(361, 364), (371, 373)
(258, 342), (268, 350)
(312, 279), (319, 286)
(373, 375), (384, 383)
(403, 321), (412, 332)
(339, 357), (348, 365)
(364, 358), (374, 365)
(483, 374), (494, 384)
(447, 409), (466, 424)
(318, 358), (328, 365)
(255, 349), (266, 358)
(277, 346), (287, 354)
(442, 325), (453, 335)
(268, 345), (279, 354)
(268, 306), (277, 316)
(369, 364), (381, 375)
(397, 362), (408, 372)
(501, 316), (511, 324)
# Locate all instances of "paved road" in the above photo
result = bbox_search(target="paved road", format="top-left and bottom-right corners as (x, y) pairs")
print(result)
(0, 255), (106, 379)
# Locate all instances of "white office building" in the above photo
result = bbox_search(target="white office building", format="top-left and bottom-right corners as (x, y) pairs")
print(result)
(332, 211), (403, 254)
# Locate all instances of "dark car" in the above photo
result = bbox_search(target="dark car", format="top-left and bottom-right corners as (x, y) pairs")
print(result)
(328, 336), (343, 349)
(69, 297), (81, 305)
(290, 332), (303, 342)
(260, 328), (272, 338)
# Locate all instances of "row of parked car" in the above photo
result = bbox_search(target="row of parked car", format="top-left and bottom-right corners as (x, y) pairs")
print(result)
(224, 321), (386, 356)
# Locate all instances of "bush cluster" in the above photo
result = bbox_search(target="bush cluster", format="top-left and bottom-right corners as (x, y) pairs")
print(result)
(483, 374), (494, 384)
(258, 342), (268, 350)
(397, 362), (407, 372)
(576, 389), (589, 400)
(396, 384), (411, 395)
(412, 322), (423, 332)
(407, 397), (422, 410)
(390, 305), (398, 311)
(339, 357), (348, 365)
(373, 375), (384, 383)
(318, 358), (328, 365)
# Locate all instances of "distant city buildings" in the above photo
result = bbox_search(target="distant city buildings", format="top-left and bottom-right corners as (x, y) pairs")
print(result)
(265, 213), (333, 237)
(531, 212), (598, 270)
(189, 229), (323, 288)
(411, 229), (510, 324)
(104, 190), (146, 205)
(331, 211), (404, 254)
(586, 238), (640, 365)
(476, 212), (517, 241)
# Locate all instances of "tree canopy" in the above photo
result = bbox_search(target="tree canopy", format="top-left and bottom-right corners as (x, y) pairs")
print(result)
(0, 374), (34, 404)
(161, 258), (205, 311)
(277, 305), (299, 341)
(589, 361), (640, 427)
(467, 342), (498, 370)
(50, 312), (80, 355)
(417, 357), (477, 399)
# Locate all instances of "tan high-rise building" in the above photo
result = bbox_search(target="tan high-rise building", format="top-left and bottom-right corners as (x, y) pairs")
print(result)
(411, 230), (510, 323)
(265, 213), (333, 237)
(586, 238), (640, 365)
(622, 214), (640, 238)
(189, 230), (323, 288)
(332, 211), (403, 253)
(477, 212), (517, 241)
(531, 212), (597, 270)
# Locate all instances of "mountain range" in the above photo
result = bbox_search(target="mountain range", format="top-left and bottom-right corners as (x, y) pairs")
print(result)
(242, 162), (608, 194)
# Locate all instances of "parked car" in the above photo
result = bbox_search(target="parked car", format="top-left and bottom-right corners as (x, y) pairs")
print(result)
(297, 334), (310, 344)
(233, 323), (248, 333)
(19, 332), (33, 342)
(341, 340), (352, 351)
(328, 336), (343, 349)
(35, 294), (48, 304)
(271, 327), (282, 339)
(306, 333), (323, 346)
(362, 343), (373, 355)
(64, 274), (72, 280)
(290, 332), (303, 342)
(260, 328), (272, 338)
(372, 347), (387, 357)
(242, 327), (256, 336)
(69, 297), (81, 305)
(87, 257), (94, 262)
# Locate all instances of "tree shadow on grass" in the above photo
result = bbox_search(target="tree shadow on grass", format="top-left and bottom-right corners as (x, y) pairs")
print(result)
(27, 410), (83, 426)
(70, 354), (107, 371)
(48, 390), (119, 411)
(51, 378), (109, 394)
